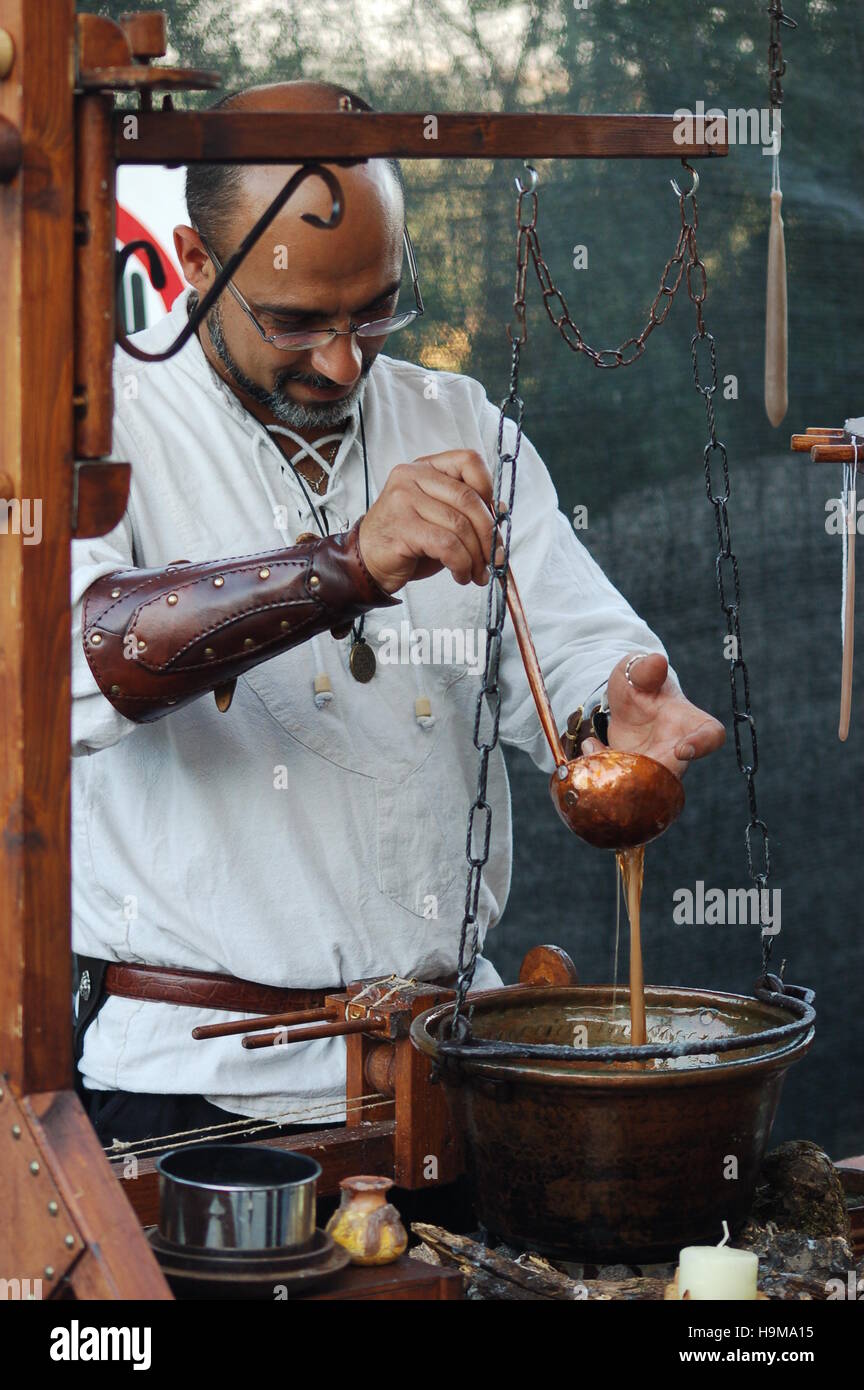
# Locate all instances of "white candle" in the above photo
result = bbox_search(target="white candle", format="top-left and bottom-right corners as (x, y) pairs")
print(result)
(678, 1243), (759, 1300)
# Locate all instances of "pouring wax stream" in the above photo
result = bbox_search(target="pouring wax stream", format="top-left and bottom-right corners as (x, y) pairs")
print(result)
(617, 845), (647, 1045)
(489, 533), (683, 1046)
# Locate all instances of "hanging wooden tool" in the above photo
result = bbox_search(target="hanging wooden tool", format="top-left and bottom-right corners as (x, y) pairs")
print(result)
(764, 1), (796, 428)
(791, 420), (862, 738)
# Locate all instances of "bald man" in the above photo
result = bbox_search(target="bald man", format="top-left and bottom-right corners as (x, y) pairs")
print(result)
(72, 81), (724, 1145)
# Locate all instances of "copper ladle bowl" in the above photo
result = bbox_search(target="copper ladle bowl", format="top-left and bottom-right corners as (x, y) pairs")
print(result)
(495, 531), (685, 851)
(549, 749), (685, 851)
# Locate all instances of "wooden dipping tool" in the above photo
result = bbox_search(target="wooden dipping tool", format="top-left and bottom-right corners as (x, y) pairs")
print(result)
(792, 422), (861, 739)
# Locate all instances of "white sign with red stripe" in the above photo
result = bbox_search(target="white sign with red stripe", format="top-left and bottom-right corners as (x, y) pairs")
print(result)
(116, 165), (188, 331)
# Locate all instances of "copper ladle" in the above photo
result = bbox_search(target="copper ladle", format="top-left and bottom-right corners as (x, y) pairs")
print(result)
(498, 550), (684, 851)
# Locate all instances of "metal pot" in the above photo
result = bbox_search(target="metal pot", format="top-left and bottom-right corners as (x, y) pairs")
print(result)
(156, 1144), (321, 1252)
(411, 984), (814, 1263)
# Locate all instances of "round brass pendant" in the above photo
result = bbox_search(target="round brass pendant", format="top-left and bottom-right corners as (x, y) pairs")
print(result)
(349, 639), (376, 683)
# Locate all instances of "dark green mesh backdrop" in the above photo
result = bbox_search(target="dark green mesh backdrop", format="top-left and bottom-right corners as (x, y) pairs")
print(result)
(83, 0), (864, 1156)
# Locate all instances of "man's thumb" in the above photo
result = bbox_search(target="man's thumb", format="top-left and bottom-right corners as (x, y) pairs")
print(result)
(625, 652), (668, 693)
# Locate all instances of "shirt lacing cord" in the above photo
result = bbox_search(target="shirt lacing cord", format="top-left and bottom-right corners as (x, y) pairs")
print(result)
(249, 422), (436, 727)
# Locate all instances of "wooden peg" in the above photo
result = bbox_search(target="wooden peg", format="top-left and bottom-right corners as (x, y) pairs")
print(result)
(0, 27), (15, 79)
(119, 12), (168, 62)
(242, 1015), (385, 1049)
(76, 15), (132, 70)
(791, 434), (834, 452)
(810, 445), (863, 466)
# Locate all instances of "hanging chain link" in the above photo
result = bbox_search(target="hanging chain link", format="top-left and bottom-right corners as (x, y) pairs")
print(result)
(679, 171), (774, 973)
(450, 159), (777, 1037)
(530, 195), (689, 369)
(449, 177), (535, 1038)
(768, 1), (797, 110)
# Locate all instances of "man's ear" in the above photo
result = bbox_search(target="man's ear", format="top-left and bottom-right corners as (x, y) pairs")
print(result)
(174, 224), (211, 291)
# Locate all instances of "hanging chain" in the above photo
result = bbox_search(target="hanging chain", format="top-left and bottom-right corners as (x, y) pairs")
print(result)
(530, 200), (688, 369)
(680, 170), (775, 974)
(451, 159), (777, 1037)
(768, 1), (797, 111)
(449, 176), (535, 1037)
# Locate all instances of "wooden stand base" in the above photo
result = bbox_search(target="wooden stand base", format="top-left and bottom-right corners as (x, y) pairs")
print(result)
(299, 1254), (463, 1301)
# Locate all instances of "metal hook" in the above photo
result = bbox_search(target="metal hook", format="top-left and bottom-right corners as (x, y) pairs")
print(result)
(767, 2), (798, 29)
(670, 160), (700, 200)
(514, 162), (539, 195)
(115, 162), (347, 364)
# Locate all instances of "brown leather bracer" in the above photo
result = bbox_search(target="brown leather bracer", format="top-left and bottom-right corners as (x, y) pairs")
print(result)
(82, 520), (400, 723)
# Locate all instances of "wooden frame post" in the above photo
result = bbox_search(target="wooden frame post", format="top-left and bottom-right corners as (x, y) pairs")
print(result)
(0, 0), (169, 1298)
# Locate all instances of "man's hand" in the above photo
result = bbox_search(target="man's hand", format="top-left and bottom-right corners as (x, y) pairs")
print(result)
(358, 450), (498, 594)
(582, 652), (725, 778)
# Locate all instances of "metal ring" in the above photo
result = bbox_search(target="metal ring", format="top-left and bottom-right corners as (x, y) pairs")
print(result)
(624, 653), (646, 686)
(434, 978), (815, 1065)
(670, 162), (700, 200)
(514, 162), (539, 195)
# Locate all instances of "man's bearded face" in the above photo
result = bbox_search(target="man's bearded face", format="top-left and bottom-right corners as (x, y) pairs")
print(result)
(206, 299), (374, 429)
(199, 161), (404, 432)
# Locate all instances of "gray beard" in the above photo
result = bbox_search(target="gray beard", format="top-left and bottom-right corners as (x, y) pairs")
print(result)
(200, 294), (371, 429)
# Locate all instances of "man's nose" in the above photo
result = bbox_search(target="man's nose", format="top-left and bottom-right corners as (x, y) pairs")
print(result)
(308, 330), (363, 386)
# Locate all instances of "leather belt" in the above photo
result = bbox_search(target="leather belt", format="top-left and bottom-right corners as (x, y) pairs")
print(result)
(103, 962), (460, 1016)
(104, 963), (333, 1015)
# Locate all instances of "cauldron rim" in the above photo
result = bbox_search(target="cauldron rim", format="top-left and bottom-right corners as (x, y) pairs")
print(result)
(410, 983), (814, 1089)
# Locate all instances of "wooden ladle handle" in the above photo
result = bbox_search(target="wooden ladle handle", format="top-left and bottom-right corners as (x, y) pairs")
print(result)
(486, 504), (567, 769)
(503, 567), (568, 768)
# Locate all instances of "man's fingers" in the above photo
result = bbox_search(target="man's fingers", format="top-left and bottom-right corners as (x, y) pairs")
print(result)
(414, 449), (494, 506)
(673, 717), (726, 763)
(413, 519), (479, 586)
(413, 470), (495, 578)
(412, 492), (489, 585)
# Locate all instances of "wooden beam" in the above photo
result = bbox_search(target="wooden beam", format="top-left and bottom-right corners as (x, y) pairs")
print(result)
(25, 1090), (171, 1299)
(0, 0), (74, 1094)
(114, 111), (729, 165)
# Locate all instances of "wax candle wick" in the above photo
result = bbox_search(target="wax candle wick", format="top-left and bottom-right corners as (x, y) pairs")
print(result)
(717, 1219), (731, 1248)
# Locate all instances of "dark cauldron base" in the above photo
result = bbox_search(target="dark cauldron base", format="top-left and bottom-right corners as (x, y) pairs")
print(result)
(411, 984), (815, 1263)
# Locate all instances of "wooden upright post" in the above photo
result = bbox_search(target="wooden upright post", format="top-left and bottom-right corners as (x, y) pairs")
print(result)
(0, 0), (75, 1097)
(0, 0), (169, 1298)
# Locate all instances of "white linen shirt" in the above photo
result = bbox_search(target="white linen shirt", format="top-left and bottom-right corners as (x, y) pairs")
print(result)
(72, 288), (671, 1119)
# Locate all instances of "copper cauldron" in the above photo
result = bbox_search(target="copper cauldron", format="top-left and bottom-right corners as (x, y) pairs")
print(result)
(411, 984), (814, 1262)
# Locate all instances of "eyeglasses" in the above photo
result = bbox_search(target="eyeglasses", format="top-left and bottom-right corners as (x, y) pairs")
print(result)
(199, 226), (425, 352)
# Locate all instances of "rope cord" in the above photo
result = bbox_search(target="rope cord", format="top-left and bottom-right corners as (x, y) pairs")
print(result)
(103, 1091), (392, 1161)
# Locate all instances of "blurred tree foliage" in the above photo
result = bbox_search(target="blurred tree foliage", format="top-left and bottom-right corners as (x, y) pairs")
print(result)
(81, 0), (863, 513)
(81, 1), (864, 1155)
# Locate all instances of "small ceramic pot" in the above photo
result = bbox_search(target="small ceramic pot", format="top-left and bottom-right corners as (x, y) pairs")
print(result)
(325, 1175), (408, 1266)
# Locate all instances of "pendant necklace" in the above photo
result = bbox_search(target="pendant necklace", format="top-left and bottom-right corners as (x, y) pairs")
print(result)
(282, 401), (376, 683)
